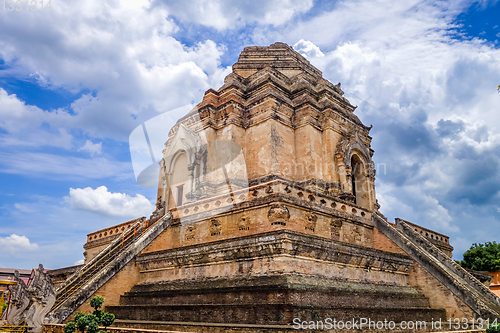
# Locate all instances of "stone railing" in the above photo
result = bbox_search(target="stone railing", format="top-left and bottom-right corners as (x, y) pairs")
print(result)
(86, 218), (141, 243)
(373, 213), (500, 320)
(397, 218), (453, 257)
(395, 218), (500, 307)
(173, 178), (371, 225)
(48, 214), (173, 324)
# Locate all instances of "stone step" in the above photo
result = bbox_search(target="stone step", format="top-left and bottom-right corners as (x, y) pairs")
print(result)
(107, 304), (446, 325)
(119, 286), (431, 309)
(109, 319), (489, 333)
(112, 320), (488, 333)
(43, 323), (194, 333)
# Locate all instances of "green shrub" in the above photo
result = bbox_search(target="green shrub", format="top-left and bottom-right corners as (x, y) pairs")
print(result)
(486, 323), (500, 333)
(89, 296), (104, 310)
(64, 296), (115, 333)
(63, 322), (76, 333)
(100, 312), (115, 329)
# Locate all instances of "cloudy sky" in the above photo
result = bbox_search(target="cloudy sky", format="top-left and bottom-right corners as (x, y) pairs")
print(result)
(0, 0), (499, 269)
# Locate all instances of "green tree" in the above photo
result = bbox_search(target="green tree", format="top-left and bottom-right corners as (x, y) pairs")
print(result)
(64, 296), (115, 333)
(487, 322), (500, 333)
(460, 241), (500, 272)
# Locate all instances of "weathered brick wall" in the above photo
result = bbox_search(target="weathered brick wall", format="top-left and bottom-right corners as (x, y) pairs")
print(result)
(408, 261), (475, 320)
(372, 226), (407, 255)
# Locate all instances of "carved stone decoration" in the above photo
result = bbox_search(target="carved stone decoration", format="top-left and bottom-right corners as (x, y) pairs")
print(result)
(352, 225), (362, 243)
(156, 196), (164, 211)
(239, 213), (250, 231)
(210, 219), (222, 236)
(150, 195), (166, 223)
(185, 225), (196, 241)
(304, 212), (318, 232)
(330, 219), (343, 241)
(268, 204), (290, 226)
(25, 264), (56, 333)
(2, 270), (31, 325)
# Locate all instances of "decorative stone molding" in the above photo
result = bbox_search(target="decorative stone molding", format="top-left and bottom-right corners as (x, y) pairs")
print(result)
(86, 218), (139, 243)
(136, 229), (413, 275)
(267, 204), (290, 226)
(172, 177), (372, 229)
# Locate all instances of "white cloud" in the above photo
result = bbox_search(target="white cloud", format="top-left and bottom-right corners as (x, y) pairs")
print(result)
(156, 0), (313, 30)
(78, 140), (102, 156)
(294, 39), (324, 58)
(65, 186), (154, 217)
(0, 88), (46, 132)
(74, 259), (85, 265)
(0, 1), (229, 142)
(14, 203), (37, 214)
(377, 182), (459, 234)
(0, 234), (39, 254)
(0, 89), (73, 148)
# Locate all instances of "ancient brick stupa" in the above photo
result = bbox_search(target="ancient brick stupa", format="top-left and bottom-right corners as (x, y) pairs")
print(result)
(47, 43), (500, 332)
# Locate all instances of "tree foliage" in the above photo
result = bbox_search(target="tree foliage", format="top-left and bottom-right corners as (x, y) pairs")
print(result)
(487, 323), (500, 333)
(64, 296), (115, 333)
(460, 241), (500, 272)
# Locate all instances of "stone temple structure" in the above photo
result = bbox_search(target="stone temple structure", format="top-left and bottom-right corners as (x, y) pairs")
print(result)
(45, 43), (500, 332)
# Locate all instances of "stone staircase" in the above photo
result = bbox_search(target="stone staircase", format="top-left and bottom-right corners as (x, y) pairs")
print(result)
(48, 213), (173, 323)
(373, 213), (500, 320)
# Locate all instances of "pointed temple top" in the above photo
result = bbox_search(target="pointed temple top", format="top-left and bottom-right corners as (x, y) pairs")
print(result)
(232, 42), (323, 79)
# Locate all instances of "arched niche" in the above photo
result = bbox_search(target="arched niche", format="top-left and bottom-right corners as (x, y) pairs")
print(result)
(170, 152), (189, 207)
(161, 125), (205, 210)
(350, 152), (370, 209)
(336, 132), (375, 210)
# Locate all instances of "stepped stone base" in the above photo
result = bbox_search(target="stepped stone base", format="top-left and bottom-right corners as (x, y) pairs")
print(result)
(108, 230), (445, 326)
(110, 320), (487, 333)
(108, 275), (445, 325)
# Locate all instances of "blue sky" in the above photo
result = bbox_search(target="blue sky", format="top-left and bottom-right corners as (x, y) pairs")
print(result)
(0, 0), (499, 269)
